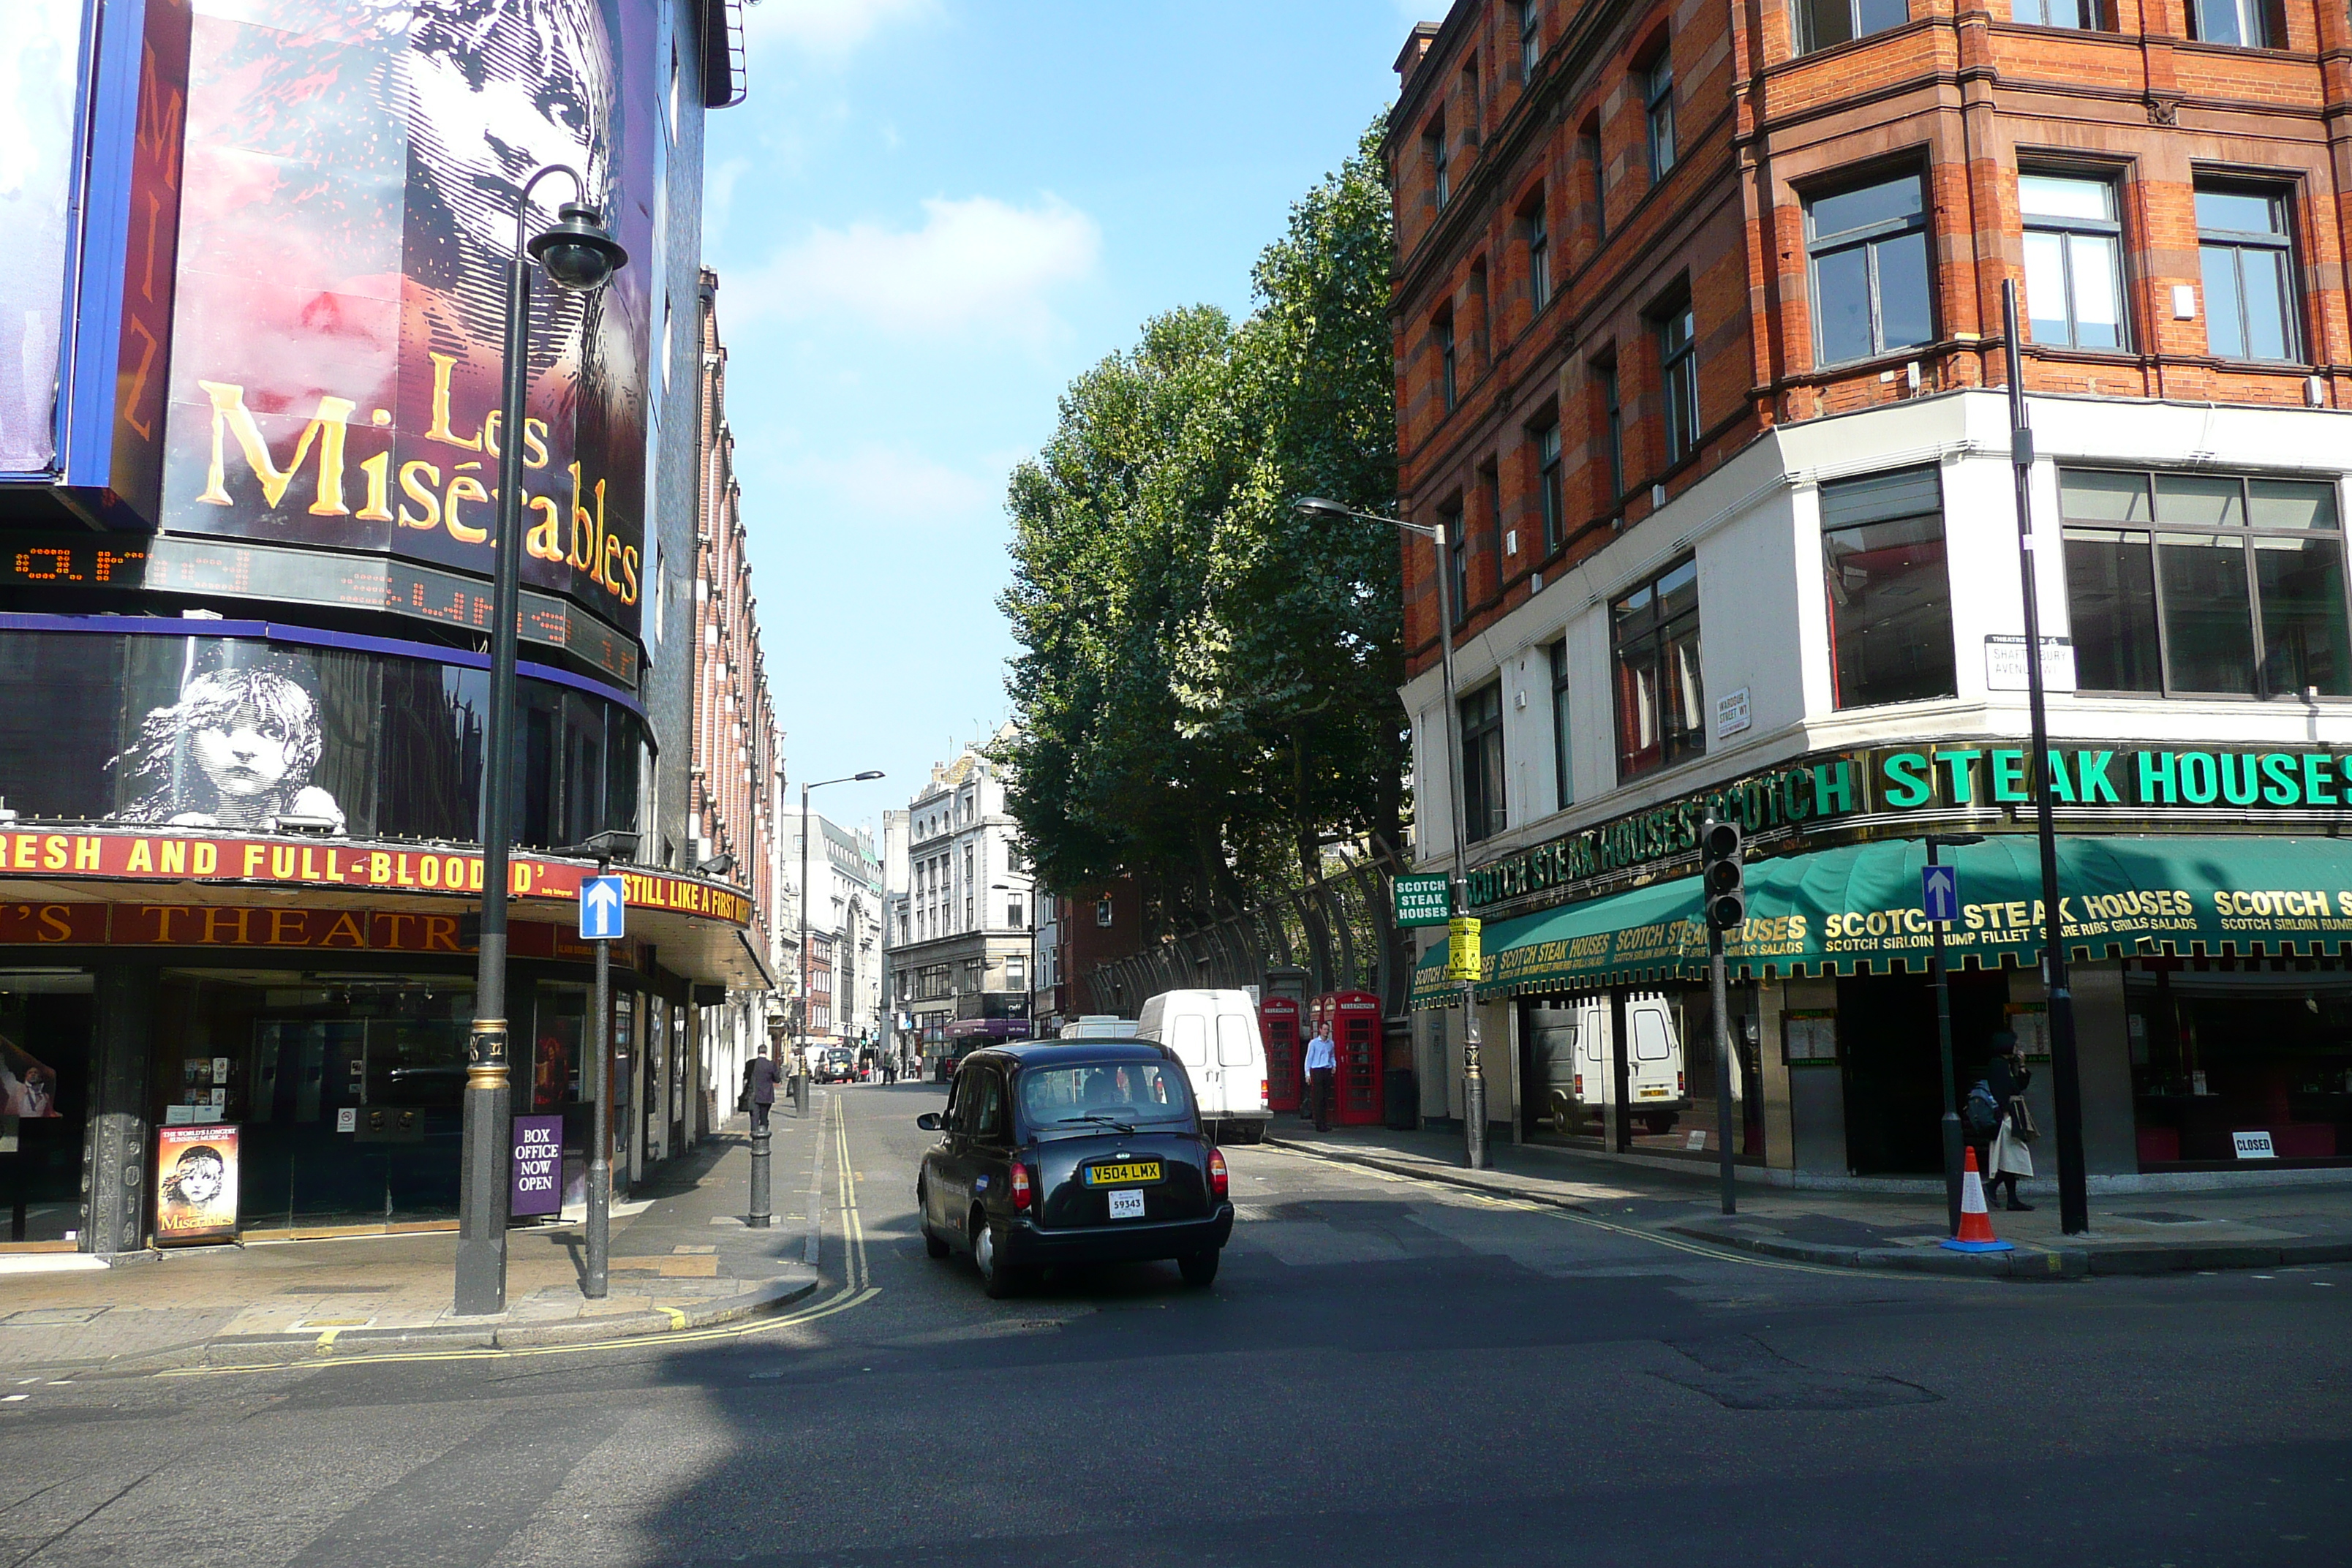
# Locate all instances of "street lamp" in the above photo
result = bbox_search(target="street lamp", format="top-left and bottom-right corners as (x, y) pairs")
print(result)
(1926, 832), (1986, 1237)
(1294, 497), (1488, 1170)
(2002, 280), (2089, 1236)
(454, 165), (626, 1319)
(798, 772), (885, 1062)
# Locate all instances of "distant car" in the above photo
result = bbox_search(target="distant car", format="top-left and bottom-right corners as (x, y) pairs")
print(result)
(815, 1047), (858, 1083)
(915, 1041), (1235, 1297)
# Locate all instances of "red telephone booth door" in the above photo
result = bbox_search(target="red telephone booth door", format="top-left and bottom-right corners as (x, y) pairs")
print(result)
(1261, 996), (1302, 1113)
(1328, 991), (1384, 1126)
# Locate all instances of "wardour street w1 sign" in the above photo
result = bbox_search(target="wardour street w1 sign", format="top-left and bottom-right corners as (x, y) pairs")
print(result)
(1393, 873), (1452, 927)
(1463, 739), (2352, 913)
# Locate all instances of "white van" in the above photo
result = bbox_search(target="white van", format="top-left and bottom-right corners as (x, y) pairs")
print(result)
(1529, 992), (1689, 1137)
(1058, 1016), (1140, 1041)
(1134, 989), (1270, 1145)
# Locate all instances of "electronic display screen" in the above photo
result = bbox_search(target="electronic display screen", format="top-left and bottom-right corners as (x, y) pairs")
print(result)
(0, 532), (638, 687)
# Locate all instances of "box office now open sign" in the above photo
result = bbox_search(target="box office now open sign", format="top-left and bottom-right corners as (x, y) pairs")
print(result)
(510, 1115), (564, 1217)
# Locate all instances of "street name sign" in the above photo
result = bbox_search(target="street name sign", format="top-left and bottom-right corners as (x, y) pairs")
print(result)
(1393, 872), (1452, 927)
(1921, 864), (1959, 924)
(581, 874), (627, 941)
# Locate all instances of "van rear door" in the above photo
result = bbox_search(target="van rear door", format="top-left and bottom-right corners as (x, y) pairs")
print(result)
(1168, 1011), (1213, 1110)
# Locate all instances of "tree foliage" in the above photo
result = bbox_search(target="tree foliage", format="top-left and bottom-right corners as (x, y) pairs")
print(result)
(1000, 118), (1402, 929)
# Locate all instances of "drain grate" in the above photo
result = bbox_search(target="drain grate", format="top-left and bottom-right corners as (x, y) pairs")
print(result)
(279, 1284), (385, 1294)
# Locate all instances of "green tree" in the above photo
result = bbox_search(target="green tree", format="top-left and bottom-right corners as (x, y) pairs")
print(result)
(1000, 118), (1402, 931)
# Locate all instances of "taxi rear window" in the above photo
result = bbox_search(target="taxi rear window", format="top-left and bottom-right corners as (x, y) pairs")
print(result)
(1018, 1061), (1193, 1137)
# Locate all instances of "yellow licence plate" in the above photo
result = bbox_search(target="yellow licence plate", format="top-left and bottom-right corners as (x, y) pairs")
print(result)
(1638, 1088), (1670, 1098)
(1084, 1161), (1162, 1186)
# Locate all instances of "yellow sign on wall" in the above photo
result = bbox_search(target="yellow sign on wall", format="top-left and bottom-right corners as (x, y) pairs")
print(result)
(1446, 916), (1482, 981)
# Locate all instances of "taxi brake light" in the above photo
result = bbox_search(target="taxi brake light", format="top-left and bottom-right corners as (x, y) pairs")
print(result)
(1207, 1147), (1229, 1201)
(1009, 1161), (1033, 1211)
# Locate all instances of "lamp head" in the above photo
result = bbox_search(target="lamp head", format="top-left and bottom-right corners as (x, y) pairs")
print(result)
(528, 202), (627, 293)
(1293, 497), (1352, 521)
(854, 769), (884, 781)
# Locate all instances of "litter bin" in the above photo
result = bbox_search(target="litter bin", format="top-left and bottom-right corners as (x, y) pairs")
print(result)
(1384, 1068), (1419, 1131)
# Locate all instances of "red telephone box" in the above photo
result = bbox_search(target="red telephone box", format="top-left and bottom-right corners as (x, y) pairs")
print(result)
(1259, 995), (1302, 1114)
(1311, 990), (1385, 1126)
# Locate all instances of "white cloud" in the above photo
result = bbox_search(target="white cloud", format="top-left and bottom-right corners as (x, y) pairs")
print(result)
(739, 194), (1101, 343)
(777, 442), (994, 525)
(742, 0), (937, 59)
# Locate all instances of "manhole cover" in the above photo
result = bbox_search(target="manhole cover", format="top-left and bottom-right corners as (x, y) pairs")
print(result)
(2114, 1210), (2209, 1225)
(5, 1308), (106, 1325)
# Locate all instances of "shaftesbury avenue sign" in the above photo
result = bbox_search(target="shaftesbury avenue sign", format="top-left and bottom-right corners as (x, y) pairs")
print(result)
(1465, 741), (2352, 914)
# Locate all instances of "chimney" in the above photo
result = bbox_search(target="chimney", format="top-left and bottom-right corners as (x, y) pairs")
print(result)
(1395, 22), (1441, 92)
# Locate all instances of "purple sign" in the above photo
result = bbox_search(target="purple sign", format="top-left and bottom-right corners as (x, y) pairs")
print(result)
(510, 1114), (565, 1217)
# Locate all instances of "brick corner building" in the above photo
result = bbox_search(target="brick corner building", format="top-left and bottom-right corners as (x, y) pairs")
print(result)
(1390, 0), (2352, 1188)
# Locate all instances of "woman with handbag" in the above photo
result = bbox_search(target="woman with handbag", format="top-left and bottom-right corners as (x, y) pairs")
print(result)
(1985, 1035), (2037, 1212)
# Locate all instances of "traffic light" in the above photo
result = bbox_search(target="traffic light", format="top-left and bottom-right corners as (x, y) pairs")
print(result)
(1700, 815), (1744, 932)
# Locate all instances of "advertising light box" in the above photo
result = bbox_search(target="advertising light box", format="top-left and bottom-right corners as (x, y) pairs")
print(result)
(158, 0), (662, 638)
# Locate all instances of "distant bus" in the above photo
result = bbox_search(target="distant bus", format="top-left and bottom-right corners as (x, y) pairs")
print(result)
(932, 1017), (1034, 1081)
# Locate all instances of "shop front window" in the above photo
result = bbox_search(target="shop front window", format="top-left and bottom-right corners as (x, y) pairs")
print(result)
(0, 973), (92, 1243)
(2127, 965), (2352, 1166)
(189, 973), (477, 1232)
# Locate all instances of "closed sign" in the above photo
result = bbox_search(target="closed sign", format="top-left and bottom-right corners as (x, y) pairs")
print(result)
(2231, 1131), (2277, 1159)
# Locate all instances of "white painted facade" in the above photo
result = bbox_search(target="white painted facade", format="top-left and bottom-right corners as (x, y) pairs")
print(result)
(1404, 388), (2352, 1185)
(1407, 391), (2352, 870)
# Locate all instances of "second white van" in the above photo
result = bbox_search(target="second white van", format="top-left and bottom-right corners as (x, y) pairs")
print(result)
(1134, 988), (1271, 1144)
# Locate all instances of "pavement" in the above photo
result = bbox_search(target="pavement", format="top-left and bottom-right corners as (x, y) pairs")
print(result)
(0, 1105), (828, 1376)
(1264, 1118), (2352, 1279)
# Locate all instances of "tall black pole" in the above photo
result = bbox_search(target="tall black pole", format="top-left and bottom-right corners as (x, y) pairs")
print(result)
(799, 782), (812, 1084)
(2003, 280), (2089, 1235)
(1707, 925), (1734, 1215)
(1428, 519), (1486, 1169)
(455, 242), (533, 1316)
(584, 853), (614, 1298)
(1929, 839), (1962, 1237)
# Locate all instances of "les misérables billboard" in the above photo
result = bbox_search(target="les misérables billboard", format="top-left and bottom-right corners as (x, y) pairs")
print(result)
(161, 0), (659, 641)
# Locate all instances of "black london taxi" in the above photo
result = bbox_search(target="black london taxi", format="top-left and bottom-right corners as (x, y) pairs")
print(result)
(916, 1041), (1235, 1297)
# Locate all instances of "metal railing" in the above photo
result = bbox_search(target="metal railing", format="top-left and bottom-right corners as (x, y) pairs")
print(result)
(1088, 844), (1409, 1016)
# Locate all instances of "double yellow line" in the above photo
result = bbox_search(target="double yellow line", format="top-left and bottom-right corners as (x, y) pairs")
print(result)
(164, 1097), (881, 1379)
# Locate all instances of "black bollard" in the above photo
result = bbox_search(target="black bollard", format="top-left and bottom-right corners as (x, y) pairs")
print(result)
(748, 1119), (772, 1229)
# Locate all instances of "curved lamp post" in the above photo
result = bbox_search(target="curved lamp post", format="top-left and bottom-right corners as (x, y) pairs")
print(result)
(798, 772), (885, 1061)
(456, 165), (627, 1319)
(1294, 497), (1487, 1170)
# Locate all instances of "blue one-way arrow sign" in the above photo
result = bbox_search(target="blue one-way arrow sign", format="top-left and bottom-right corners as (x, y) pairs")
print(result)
(581, 874), (627, 941)
(1921, 864), (1959, 924)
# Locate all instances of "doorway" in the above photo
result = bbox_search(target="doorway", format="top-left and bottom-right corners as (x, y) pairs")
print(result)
(1837, 966), (2010, 1175)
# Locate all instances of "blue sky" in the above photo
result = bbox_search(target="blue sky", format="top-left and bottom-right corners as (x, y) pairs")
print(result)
(701, 0), (1422, 835)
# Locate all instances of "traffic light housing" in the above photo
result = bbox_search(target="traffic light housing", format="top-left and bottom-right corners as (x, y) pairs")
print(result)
(1700, 815), (1744, 932)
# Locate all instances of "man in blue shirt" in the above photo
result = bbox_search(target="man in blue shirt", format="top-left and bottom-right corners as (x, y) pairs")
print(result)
(1303, 1021), (1338, 1132)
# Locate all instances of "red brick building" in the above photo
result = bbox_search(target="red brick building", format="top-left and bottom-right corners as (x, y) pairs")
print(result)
(1389, 1), (2352, 1186)
(693, 268), (788, 1105)
(1392, 0), (2351, 668)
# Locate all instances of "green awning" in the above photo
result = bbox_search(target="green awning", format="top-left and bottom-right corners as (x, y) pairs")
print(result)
(1414, 834), (2352, 1006)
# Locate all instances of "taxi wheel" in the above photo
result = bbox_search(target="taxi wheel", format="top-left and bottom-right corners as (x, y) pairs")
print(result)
(1178, 1248), (1220, 1288)
(973, 1213), (1025, 1299)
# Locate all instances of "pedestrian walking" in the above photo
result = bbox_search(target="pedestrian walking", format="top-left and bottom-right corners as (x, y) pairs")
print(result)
(1304, 1020), (1338, 1133)
(1984, 1034), (2036, 1211)
(745, 1044), (780, 1133)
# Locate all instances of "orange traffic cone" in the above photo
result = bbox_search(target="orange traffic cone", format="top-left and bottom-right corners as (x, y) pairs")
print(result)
(1941, 1145), (2014, 1253)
